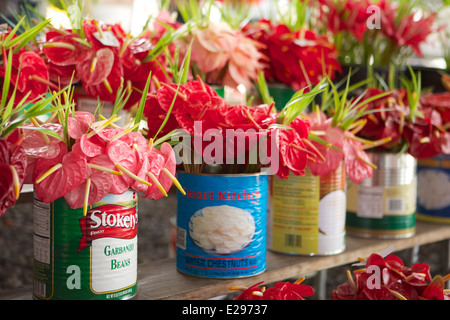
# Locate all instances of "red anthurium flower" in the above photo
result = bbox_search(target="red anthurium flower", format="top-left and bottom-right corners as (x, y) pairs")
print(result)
(421, 92), (450, 124)
(342, 133), (373, 184)
(42, 33), (94, 67)
(145, 142), (177, 200)
(243, 19), (341, 91)
(33, 145), (88, 204)
(333, 252), (450, 300)
(64, 154), (113, 209)
(21, 123), (64, 160)
(143, 94), (179, 138)
(318, 0), (373, 42)
(46, 62), (81, 86)
(4, 50), (52, 104)
(67, 111), (95, 140)
(421, 276), (450, 300)
(231, 281), (265, 300)
(82, 19), (123, 52)
(272, 117), (312, 179)
(0, 136), (28, 217)
(377, 0), (436, 58)
(305, 114), (345, 177)
(232, 278), (314, 300)
(77, 48), (124, 102)
(359, 87), (450, 159)
(106, 139), (140, 194)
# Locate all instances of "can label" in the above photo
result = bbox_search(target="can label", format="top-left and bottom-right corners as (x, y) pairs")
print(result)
(33, 191), (138, 300)
(346, 179), (416, 238)
(416, 155), (450, 223)
(268, 163), (346, 255)
(176, 172), (267, 278)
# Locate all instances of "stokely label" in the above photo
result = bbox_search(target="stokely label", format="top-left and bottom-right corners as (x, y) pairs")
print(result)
(78, 205), (138, 251)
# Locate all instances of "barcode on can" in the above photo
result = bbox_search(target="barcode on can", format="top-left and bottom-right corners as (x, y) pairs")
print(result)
(176, 227), (186, 250)
(386, 198), (405, 214)
(285, 234), (302, 247)
(33, 280), (46, 297)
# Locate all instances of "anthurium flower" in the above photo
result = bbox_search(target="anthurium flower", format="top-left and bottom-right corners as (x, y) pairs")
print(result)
(358, 87), (450, 159)
(42, 33), (94, 67)
(33, 145), (88, 204)
(39, 17), (173, 108)
(231, 277), (315, 300)
(272, 117), (312, 179)
(304, 113), (345, 177)
(377, 0), (436, 59)
(0, 136), (27, 217)
(332, 252), (450, 300)
(318, 0), (373, 42)
(21, 123), (64, 159)
(243, 19), (341, 91)
(342, 133), (374, 183)
(63, 154), (113, 210)
(144, 142), (177, 200)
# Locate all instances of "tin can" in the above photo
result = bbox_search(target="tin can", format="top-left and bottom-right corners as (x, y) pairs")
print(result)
(267, 162), (346, 256)
(416, 154), (450, 223)
(176, 172), (268, 278)
(268, 83), (295, 111)
(346, 151), (417, 238)
(33, 190), (138, 300)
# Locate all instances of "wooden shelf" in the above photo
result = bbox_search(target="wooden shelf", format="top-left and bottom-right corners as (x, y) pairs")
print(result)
(2, 220), (450, 300)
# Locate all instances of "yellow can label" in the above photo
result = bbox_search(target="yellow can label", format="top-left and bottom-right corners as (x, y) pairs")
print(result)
(268, 163), (346, 255)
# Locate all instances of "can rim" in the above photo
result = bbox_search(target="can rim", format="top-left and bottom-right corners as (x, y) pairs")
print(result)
(177, 171), (269, 178)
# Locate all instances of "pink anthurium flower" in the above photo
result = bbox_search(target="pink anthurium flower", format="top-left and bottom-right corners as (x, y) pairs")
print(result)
(33, 145), (88, 204)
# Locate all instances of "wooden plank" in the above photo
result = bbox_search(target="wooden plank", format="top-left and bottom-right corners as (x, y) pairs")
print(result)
(2, 221), (450, 300)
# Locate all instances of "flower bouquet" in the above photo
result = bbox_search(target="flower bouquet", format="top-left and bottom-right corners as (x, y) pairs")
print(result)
(345, 68), (439, 238)
(265, 73), (391, 256)
(22, 81), (182, 216)
(145, 44), (327, 276)
(230, 277), (315, 300)
(316, 0), (437, 67)
(241, 0), (341, 108)
(13, 62), (181, 299)
(332, 249), (450, 300)
(413, 75), (450, 223)
(34, 7), (184, 113)
(357, 68), (450, 159)
(0, 19), (70, 217)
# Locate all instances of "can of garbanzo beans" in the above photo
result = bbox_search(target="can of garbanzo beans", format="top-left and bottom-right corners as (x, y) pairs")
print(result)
(32, 190), (138, 300)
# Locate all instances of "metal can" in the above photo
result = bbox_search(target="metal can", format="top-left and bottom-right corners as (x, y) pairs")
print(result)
(268, 83), (296, 111)
(416, 154), (450, 223)
(33, 190), (138, 300)
(346, 151), (417, 238)
(176, 172), (268, 278)
(267, 162), (346, 256)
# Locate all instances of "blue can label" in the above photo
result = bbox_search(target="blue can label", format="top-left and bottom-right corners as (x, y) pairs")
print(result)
(417, 155), (450, 223)
(176, 172), (268, 278)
